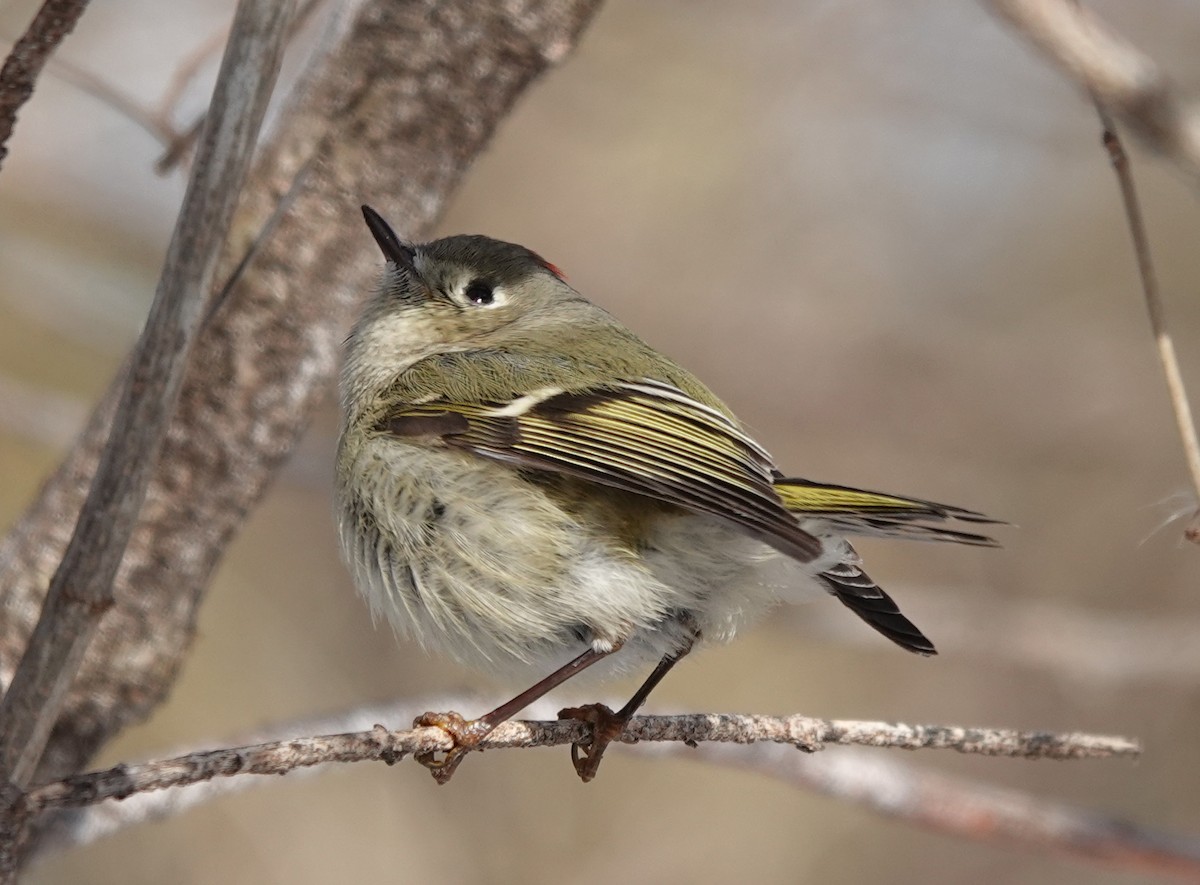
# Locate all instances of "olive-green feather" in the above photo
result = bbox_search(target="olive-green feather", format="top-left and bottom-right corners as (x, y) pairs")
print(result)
(378, 379), (824, 562)
(773, 478), (1000, 546)
(384, 327), (729, 417)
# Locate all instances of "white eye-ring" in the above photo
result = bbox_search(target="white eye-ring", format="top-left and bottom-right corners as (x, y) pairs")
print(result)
(455, 278), (506, 308)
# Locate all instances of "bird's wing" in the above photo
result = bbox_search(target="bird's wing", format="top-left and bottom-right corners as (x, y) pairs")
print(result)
(773, 478), (1000, 546)
(377, 378), (822, 562)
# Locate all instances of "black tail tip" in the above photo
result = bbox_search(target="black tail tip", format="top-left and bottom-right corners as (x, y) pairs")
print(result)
(821, 569), (937, 656)
(904, 637), (938, 656)
(870, 612), (937, 655)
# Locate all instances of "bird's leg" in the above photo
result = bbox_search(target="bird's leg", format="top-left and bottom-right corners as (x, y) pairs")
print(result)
(559, 631), (697, 783)
(414, 643), (617, 784)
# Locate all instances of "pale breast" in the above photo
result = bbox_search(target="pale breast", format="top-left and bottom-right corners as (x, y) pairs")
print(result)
(335, 431), (825, 679)
(335, 433), (678, 671)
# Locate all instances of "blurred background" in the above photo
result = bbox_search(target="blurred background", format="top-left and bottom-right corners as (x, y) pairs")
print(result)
(3, 0), (1200, 882)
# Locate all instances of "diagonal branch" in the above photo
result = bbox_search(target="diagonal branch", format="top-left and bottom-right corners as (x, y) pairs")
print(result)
(0, 0), (91, 169)
(1090, 103), (1200, 541)
(983, 0), (1200, 182)
(985, 0), (1200, 539)
(0, 0), (298, 793)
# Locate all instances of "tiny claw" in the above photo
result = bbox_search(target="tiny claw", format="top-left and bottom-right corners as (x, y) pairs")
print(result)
(558, 703), (630, 783)
(412, 711), (493, 784)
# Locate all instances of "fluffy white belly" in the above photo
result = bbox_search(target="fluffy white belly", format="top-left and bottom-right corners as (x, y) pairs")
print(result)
(337, 436), (824, 679)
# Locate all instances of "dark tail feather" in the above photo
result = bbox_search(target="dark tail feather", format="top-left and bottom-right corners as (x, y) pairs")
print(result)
(820, 560), (936, 656)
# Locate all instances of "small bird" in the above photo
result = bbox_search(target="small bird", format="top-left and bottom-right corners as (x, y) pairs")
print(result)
(337, 206), (998, 783)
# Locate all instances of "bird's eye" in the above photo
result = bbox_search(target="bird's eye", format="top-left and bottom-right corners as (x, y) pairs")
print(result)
(463, 280), (495, 305)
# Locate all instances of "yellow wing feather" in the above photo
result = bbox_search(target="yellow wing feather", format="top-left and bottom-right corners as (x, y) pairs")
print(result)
(379, 379), (824, 562)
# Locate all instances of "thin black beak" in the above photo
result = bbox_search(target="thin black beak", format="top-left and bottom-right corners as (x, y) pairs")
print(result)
(361, 205), (417, 271)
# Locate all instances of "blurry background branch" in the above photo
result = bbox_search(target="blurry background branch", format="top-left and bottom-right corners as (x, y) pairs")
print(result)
(695, 743), (1200, 881)
(984, 0), (1200, 182)
(986, 0), (1200, 540)
(1089, 93), (1200, 541)
(786, 587), (1200, 687)
(3, 0), (326, 172)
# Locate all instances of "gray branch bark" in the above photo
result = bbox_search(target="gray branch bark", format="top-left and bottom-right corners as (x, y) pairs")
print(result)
(0, 0), (297, 793)
(31, 699), (1161, 879)
(22, 713), (1138, 813)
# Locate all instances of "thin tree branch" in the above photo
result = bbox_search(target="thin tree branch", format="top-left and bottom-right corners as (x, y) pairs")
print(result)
(155, 28), (232, 128)
(1091, 109), (1200, 541)
(32, 699), (448, 856)
(985, 0), (1200, 539)
(693, 743), (1200, 881)
(28, 701), (1162, 877)
(0, 0), (91, 169)
(21, 47), (177, 147)
(18, 713), (1136, 814)
(0, 0), (297, 795)
(0, 0), (325, 173)
(984, 0), (1200, 182)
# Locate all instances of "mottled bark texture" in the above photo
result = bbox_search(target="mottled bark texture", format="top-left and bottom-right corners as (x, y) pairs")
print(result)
(22, 715), (1141, 814)
(0, 0), (603, 787)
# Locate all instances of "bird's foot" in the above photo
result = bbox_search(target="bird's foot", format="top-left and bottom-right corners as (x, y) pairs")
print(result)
(412, 711), (494, 784)
(557, 703), (631, 783)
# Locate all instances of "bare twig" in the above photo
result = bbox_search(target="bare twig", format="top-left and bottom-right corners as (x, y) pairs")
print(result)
(0, 0), (92, 169)
(22, 48), (177, 147)
(1091, 110), (1200, 540)
(693, 744), (1200, 880)
(32, 698), (448, 856)
(156, 29), (232, 127)
(19, 713), (1136, 815)
(3, 0), (327, 172)
(986, 0), (1200, 539)
(28, 699), (1160, 878)
(984, 0), (1200, 182)
(0, 0), (297, 869)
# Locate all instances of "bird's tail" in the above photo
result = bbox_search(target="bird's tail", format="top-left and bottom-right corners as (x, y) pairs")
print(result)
(819, 555), (936, 655)
(773, 477), (1001, 546)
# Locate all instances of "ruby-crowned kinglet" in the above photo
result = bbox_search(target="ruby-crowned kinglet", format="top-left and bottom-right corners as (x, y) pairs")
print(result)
(337, 205), (997, 783)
